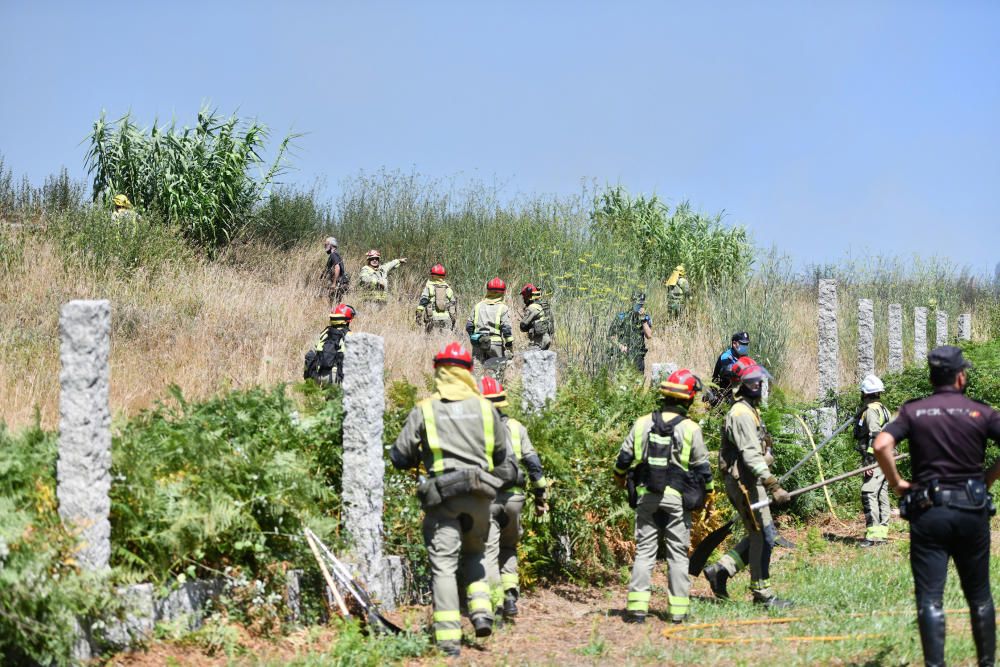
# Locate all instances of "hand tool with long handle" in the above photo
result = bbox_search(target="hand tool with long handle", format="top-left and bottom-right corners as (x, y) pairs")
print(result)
(304, 529), (351, 618)
(749, 454), (908, 511)
(689, 416), (853, 576)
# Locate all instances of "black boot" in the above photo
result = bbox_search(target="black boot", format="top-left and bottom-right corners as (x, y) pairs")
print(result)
(703, 563), (730, 600)
(503, 589), (519, 619)
(970, 601), (996, 667)
(917, 602), (946, 667)
(753, 595), (794, 609)
(472, 615), (493, 638)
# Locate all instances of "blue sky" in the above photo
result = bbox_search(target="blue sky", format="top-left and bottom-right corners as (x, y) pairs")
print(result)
(2, 1), (998, 273)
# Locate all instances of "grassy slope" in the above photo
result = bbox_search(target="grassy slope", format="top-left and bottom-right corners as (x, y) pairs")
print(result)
(5, 229), (963, 431)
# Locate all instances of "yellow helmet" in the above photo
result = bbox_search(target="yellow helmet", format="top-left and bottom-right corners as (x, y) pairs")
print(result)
(676, 264), (685, 276)
(113, 194), (133, 210)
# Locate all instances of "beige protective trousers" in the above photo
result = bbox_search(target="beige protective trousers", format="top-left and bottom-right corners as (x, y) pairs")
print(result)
(626, 491), (692, 618)
(422, 494), (494, 644)
(861, 467), (890, 540)
(485, 491), (525, 605)
(715, 475), (776, 600)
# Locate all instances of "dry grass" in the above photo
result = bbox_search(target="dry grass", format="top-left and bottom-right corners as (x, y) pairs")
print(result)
(0, 233), (987, 431)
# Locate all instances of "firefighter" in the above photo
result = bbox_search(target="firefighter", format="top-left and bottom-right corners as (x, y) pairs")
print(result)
(518, 284), (553, 350)
(390, 343), (518, 657)
(874, 346), (1000, 667)
(321, 237), (349, 303)
(709, 332), (750, 405)
(703, 359), (793, 608)
(480, 377), (549, 619)
(303, 304), (355, 384)
(855, 374), (892, 547)
(416, 264), (457, 331)
(466, 278), (514, 378)
(111, 193), (137, 223)
(358, 249), (406, 303)
(613, 369), (714, 624)
(664, 265), (690, 317)
(610, 293), (652, 374)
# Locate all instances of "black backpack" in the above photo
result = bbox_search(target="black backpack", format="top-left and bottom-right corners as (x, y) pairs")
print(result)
(305, 327), (348, 383)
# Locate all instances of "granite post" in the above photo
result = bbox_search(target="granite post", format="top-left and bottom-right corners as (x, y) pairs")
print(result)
(888, 304), (903, 373)
(857, 298), (875, 381)
(818, 279), (839, 400)
(935, 310), (948, 347)
(57, 300), (112, 572)
(958, 314), (972, 341)
(914, 307), (928, 364)
(521, 350), (557, 414)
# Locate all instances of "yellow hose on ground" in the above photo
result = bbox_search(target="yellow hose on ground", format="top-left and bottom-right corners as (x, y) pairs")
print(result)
(662, 610), (970, 644)
(794, 414), (837, 517)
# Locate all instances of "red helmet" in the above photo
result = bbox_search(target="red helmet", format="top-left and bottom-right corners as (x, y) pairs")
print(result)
(734, 356), (771, 383)
(659, 369), (703, 401)
(486, 277), (506, 292)
(430, 264), (446, 277)
(433, 342), (473, 369)
(520, 283), (540, 300)
(366, 249), (381, 261)
(480, 376), (505, 400)
(329, 303), (356, 325)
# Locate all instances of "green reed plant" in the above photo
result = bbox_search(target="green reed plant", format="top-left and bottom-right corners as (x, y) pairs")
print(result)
(85, 108), (297, 248)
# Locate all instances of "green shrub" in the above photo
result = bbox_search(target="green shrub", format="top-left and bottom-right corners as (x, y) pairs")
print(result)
(250, 185), (332, 249)
(0, 422), (117, 665)
(110, 384), (344, 582)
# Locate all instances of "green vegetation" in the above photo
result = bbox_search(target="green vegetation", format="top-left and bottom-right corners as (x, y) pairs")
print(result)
(85, 108), (299, 247)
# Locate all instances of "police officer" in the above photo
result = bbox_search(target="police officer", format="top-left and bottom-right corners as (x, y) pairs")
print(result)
(614, 369), (714, 624)
(390, 342), (518, 657)
(874, 346), (1000, 667)
(855, 373), (892, 547)
(710, 332), (750, 404)
(704, 359), (793, 608)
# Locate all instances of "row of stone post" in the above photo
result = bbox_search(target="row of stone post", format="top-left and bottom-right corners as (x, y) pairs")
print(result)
(818, 281), (972, 399)
(56, 302), (558, 619)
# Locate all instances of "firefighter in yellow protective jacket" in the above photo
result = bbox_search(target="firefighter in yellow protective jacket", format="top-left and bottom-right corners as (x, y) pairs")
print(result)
(415, 264), (457, 331)
(613, 369), (714, 624)
(664, 265), (690, 317)
(518, 283), (552, 350)
(480, 377), (549, 620)
(390, 343), (517, 657)
(855, 373), (892, 547)
(358, 249), (406, 303)
(466, 277), (514, 377)
(704, 358), (793, 608)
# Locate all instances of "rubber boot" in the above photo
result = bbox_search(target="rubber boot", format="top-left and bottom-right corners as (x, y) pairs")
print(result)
(438, 641), (461, 657)
(472, 615), (493, 638)
(917, 602), (946, 667)
(774, 534), (796, 549)
(753, 595), (794, 609)
(970, 601), (996, 667)
(703, 563), (730, 600)
(623, 612), (646, 624)
(503, 589), (519, 619)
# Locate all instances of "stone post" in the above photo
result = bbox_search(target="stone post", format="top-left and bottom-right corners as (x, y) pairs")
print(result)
(521, 350), (557, 414)
(888, 304), (903, 373)
(935, 310), (948, 347)
(914, 307), (928, 364)
(57, 300), (112, 572)
(857, 299), (875, 381)
(818, 279), (839, 400)
(958, 314), (972, 341)
(340, 333), (388, 603)
(650, 362), (678, 385)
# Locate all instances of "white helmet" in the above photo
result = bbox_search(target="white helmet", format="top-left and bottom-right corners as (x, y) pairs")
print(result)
(860, 374), (885, 395)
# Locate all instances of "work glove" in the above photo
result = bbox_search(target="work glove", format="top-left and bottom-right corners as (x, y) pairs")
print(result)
(762, 475), (791, 507)
(704, 490), (718, 511)
(613, 472), (627, 489)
